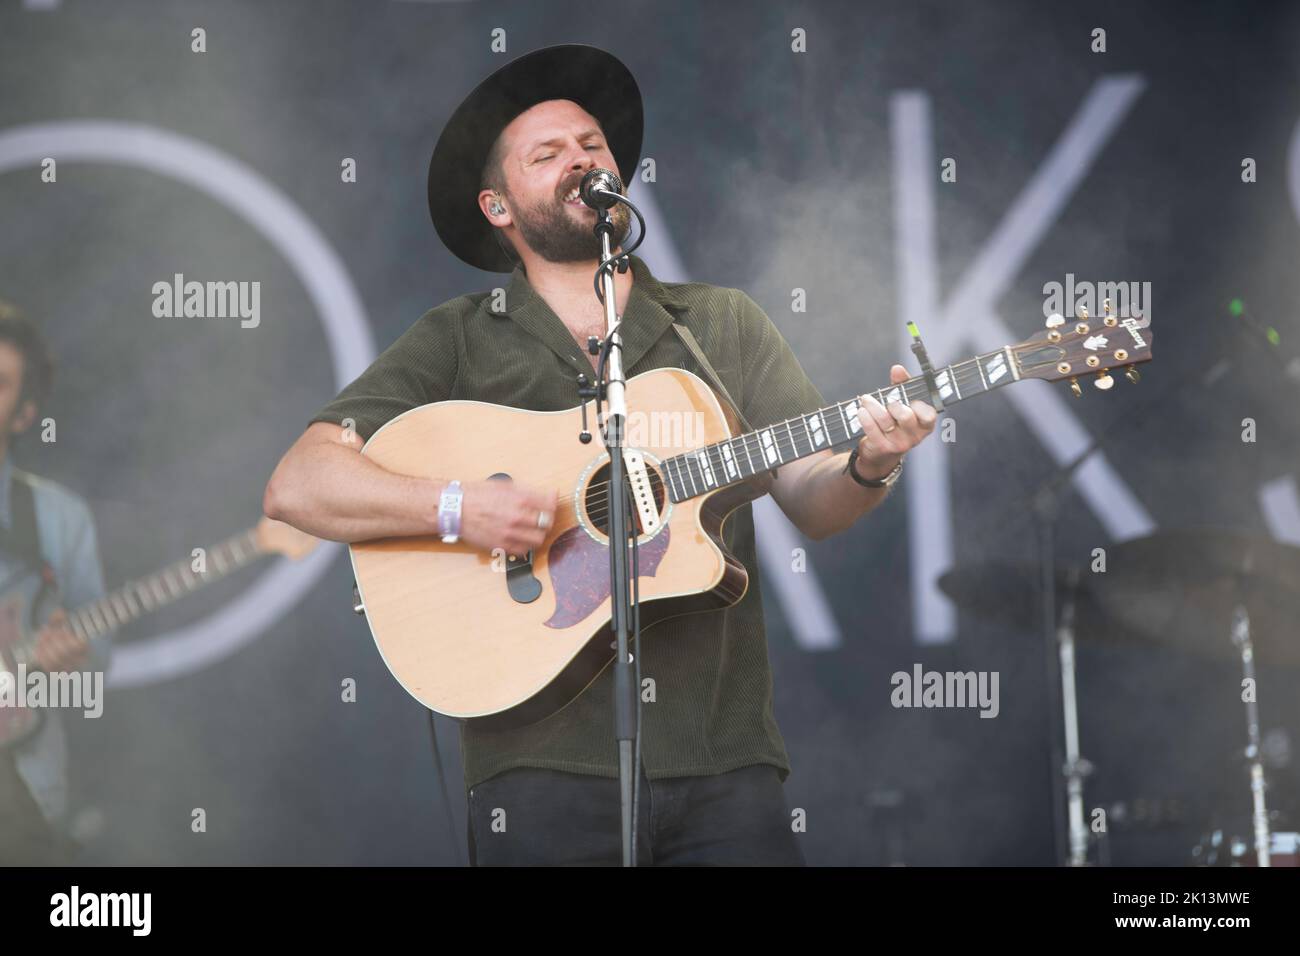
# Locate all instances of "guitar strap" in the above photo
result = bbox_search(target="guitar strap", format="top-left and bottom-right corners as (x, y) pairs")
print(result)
(670, 321), (754, 433)
(0, 475), (44, 572)
(0, 474), (58, 634)
(0, 474), (55, 769)
(670, 321), (779, 480)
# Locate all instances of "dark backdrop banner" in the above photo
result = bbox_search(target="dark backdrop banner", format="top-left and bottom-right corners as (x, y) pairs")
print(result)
(0, 0), (1296, 864)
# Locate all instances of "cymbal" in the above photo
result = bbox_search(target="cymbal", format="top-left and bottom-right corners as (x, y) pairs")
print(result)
(939, 531), (1300, 666)
(937, 562), (1122, 641)
(1097, 530), (1300, 667)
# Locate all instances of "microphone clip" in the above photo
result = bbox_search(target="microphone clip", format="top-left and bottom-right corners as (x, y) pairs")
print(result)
(577, 372), (604, 444)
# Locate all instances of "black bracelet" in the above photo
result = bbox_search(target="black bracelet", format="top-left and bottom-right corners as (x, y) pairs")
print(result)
(843, 447), (901, 488)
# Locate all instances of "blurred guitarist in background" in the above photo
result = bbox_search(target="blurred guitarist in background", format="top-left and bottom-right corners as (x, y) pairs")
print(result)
(0, 301), (111, 865)
(265, 45), (937, 865)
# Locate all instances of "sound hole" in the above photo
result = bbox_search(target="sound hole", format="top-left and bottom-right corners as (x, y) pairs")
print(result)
(583, 461), (667, 537)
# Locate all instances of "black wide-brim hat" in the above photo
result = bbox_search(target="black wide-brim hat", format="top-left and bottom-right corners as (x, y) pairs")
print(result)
(427, 44), (643, 273)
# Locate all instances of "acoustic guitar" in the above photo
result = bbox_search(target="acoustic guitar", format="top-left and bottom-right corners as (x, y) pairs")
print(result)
(0, 516), (318, 747)
(351, 312), (1154, 731)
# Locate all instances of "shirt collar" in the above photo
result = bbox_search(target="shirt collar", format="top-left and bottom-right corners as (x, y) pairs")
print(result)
(499, 253), (691, 373)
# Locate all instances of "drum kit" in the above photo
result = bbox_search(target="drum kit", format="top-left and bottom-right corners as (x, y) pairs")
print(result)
(940, 529), (1300, 867)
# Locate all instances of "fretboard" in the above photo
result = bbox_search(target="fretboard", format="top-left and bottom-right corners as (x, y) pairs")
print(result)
(67, 528), (262, 642)
(661, 346), (1020, 502)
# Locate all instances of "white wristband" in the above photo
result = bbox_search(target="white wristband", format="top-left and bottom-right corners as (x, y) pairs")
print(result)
(438, 480), (463, 543)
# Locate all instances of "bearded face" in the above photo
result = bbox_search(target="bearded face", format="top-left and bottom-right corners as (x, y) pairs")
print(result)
(485, 100), (634, 265)
(505, 169), (633, 264)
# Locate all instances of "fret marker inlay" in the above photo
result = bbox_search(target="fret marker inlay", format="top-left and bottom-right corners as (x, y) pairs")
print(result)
(695, 450), (717, 488)
(805, 412), (826, 446)
(719, 443), (739, 479)
(843, 400), (863, 434)
(936, 369), (955, 400)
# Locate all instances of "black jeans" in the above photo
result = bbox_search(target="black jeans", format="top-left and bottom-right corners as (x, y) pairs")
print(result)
(467, 762), (806, 866)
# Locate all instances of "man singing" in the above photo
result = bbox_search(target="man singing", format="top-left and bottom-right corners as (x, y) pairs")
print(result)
(264, 44), (936, 865)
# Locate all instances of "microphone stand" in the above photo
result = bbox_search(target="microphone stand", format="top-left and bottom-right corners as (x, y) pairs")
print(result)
(590, 200), (638, 867)
(954, 311), (1291, 865)
(972, 337), (1221, 866)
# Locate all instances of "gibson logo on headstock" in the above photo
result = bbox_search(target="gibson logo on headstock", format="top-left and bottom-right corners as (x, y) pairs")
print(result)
(1121, 317), (1147, 348)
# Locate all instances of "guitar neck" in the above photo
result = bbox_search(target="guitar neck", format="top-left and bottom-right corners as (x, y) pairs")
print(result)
(662, 345), (1021, 502)
(67, 528), (263, 642)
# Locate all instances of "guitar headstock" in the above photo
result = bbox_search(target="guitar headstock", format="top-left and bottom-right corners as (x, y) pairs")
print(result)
(254, 517), (321, 560)
(1011, 302), (1154, 396)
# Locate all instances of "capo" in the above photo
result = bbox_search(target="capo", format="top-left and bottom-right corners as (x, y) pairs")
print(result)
(907, 321), (945, 412)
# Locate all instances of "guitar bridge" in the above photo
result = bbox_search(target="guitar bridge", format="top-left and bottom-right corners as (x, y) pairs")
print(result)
(623, 449), (661, 534)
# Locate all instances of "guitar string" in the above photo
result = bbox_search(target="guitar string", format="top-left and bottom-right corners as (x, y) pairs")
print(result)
(489, 342), (1081, 523)
(569, 361), (991, 521)
(71, 529), (262, 640)
(469, 339), (1140, 535)
(573, 358), (992, 511)
(503, 337), (1155, 535)
(519, 353), (1014, 532)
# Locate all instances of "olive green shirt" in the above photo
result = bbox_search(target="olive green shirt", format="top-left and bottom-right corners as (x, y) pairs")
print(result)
(311, 254), (826, 790)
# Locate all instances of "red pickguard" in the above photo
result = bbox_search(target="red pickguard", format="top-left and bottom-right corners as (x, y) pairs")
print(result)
(543, 526), (670, 628)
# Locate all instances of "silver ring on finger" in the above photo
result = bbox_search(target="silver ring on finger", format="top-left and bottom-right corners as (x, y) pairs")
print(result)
(536, 510), (551, 530)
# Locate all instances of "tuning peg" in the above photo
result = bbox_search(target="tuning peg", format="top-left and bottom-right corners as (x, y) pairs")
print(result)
(1070, 377), (1082, 398)
(1077, 305), (1089, 320)
(1103, 297), (1112, 315)
(1094, 371), (1114, 390)
(1125, 365), (1140, 384)
(1046, 312), (1065, 329)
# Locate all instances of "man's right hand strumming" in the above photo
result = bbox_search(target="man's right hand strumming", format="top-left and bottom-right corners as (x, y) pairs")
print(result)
(456, 480), (558, 556)
(263, 422), (560, 550)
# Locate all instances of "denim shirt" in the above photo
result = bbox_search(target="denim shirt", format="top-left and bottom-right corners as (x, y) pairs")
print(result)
(0, 456), (111, 826)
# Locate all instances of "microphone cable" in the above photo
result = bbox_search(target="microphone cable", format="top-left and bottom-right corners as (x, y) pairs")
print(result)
(427, 708), (466, 866)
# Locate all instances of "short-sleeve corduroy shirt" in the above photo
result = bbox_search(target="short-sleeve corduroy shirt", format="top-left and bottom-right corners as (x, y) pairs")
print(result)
(310, 254), (826, 791)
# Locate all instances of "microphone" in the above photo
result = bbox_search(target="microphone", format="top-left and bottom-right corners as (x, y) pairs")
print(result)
(579, 168), (624, 210)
